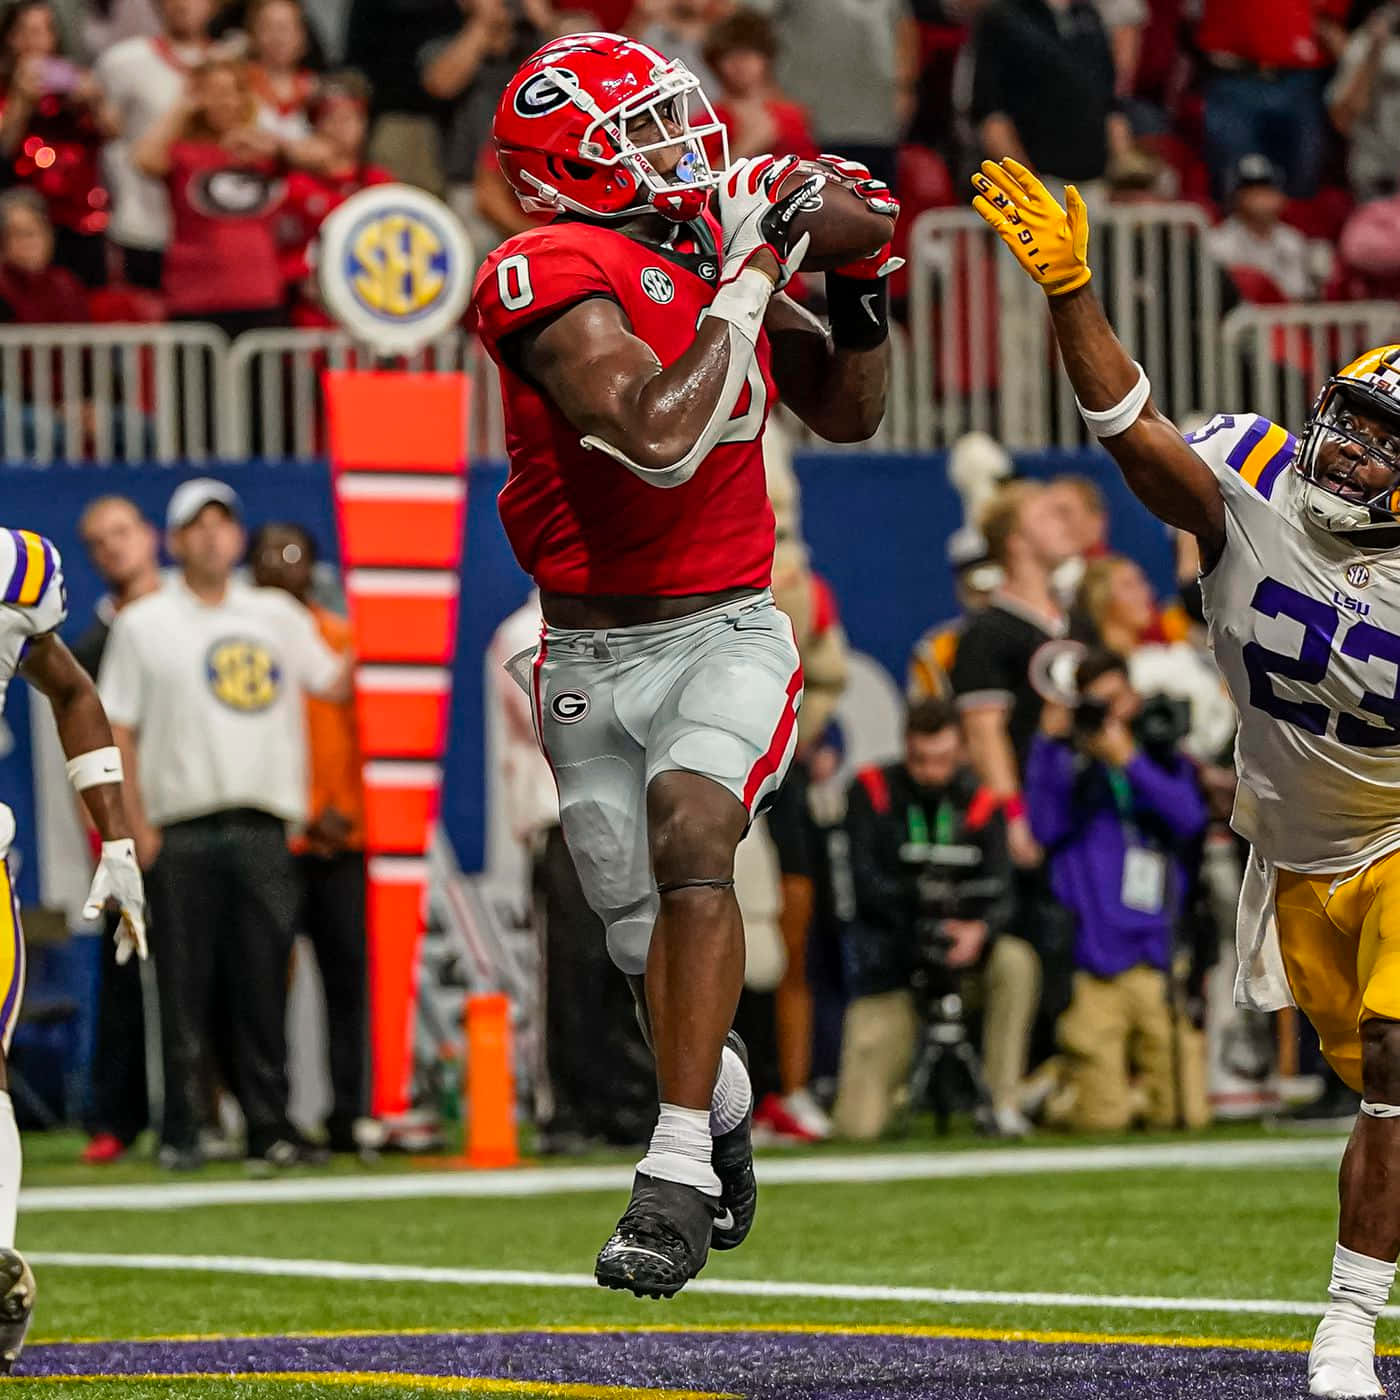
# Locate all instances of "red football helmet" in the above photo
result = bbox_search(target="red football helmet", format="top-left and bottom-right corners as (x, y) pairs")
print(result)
(493, 32), (728, 223)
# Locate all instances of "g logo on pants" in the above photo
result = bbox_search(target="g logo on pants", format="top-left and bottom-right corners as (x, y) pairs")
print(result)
(549, 690), (590, 724)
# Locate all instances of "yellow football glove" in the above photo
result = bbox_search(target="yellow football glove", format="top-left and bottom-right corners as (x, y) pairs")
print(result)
(970, 158), (1091, 297)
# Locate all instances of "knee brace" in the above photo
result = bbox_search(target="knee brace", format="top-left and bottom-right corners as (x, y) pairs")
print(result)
(603, 894), (658, 977)
(656, 877), (735, 894)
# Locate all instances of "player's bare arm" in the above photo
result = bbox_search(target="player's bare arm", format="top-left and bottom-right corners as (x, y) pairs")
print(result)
(519, 293), (773, 474)
(21, 633), (127, 842)
(971, 159), (1226, 562)
(763, 156), (901, 444)
(20, 632), (146, 961)
(764, 294), (887, 443)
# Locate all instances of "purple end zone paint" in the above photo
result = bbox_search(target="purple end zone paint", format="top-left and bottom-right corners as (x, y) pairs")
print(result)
(17, 1328), (1360, 1397)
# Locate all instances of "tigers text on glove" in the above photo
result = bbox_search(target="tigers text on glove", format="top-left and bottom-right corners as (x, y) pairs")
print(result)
(969, 158), (1092, 297)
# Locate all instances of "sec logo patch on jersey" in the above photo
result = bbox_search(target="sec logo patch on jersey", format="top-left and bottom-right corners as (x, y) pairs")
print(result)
(640, 267), (675, 304)
(317, 184), (472, 355)
(1347, 563), (1372, 589)
(206, 638), (282, 713)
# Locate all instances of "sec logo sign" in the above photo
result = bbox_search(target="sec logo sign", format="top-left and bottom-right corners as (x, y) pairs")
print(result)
(641, 267), (675, 304)
(317, 184), (472, 355)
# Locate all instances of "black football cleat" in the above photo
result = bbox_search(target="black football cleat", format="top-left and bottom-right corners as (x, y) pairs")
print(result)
(594, 1171), (717, 1299)
(0, 1249), (35, 1373)
(711, 1029), (756, 1251)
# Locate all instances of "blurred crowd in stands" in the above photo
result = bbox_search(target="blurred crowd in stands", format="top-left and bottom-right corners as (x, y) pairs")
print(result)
(0, 0), (1395, 334)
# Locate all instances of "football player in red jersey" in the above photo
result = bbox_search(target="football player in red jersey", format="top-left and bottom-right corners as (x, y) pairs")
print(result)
(472, 32), (899, 1299)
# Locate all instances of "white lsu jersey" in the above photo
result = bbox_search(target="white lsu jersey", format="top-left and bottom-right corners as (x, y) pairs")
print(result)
(1190, 412), (1400, 873)
(0, 529), (66, 717)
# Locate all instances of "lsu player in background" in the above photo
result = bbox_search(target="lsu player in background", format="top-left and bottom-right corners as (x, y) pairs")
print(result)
(0, 528), (146, 1370)
(974, 159), (1400, 1398)
(472, 34), (897, 1297)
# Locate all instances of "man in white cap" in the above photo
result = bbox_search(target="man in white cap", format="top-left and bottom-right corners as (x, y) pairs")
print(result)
(98, 478), (347, 1171)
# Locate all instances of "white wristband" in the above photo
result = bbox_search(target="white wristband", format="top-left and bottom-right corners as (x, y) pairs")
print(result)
(66, 745), (122, 791)
(702, 267), (774, 349)
(1076, 362), (1151, 439)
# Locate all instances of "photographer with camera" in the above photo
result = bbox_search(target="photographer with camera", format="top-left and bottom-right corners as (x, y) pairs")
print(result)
(830, 698), (1040, 1141)
(1025, 648), (1208, 1132)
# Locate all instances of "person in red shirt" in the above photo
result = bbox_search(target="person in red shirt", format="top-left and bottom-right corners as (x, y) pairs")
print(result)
(278, 70), (391, 325)
(702, 10), (816, 165)
(0, 0), (117, 287)
(473, 34), (900, 1298)
(132, 56), (286, 335)
(1196, 0), (1350, 201)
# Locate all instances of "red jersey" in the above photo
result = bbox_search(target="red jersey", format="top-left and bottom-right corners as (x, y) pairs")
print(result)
(164, 142), (284, 315)
(1196, 0), (1347, 69)
(471, 217), (777, 599)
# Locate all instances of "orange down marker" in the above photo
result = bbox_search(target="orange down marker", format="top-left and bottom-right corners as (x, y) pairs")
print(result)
(466, 993), (517, 1167)
(325, 369), (469, 1121)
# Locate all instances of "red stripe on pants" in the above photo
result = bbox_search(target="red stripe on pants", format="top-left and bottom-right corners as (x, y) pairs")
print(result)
(741, 665), (803, 810)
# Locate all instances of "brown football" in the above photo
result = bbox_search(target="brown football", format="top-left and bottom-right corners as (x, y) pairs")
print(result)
(779, 160), (895, 272)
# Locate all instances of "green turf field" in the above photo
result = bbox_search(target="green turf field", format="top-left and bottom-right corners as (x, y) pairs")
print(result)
(0, 1126), (1380, 1397)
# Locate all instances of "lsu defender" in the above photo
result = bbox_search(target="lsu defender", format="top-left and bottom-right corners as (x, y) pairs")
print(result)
(472, 33), (898, 1297)
(975, 158), (1400, 1398)
(0, 528), (146, 1370)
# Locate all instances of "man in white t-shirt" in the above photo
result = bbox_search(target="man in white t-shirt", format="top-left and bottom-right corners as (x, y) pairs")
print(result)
(99, 478), (346, 1170)
(94, 0), (213, 288)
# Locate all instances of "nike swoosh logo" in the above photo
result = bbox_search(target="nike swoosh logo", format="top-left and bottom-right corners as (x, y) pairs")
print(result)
(860, 293), (879, 322)
(713, 1209), (735, 1232)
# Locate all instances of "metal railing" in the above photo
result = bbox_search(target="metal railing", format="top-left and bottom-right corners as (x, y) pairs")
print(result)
(907, 201), (1219, 450)
(223, 329), (506, 462)
(1220, 302), (1400, 428)
(6, 219), (1398, 467)
(0, 323), (228, 465)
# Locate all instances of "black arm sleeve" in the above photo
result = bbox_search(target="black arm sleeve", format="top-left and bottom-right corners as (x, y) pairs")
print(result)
(948, 613), (1014, 705)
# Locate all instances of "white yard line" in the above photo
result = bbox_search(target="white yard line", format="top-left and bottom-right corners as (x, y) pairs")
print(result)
(19, 1138), (1346, 1214)
(26, 1249), (1383, 1320)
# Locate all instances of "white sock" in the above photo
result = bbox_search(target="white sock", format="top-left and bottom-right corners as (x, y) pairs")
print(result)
(710, 1047), (752, 1136)
(1326, 1243), (1396, 1323)
(637, 1103), (720, 1196)
(0, 1092), (20, 1249)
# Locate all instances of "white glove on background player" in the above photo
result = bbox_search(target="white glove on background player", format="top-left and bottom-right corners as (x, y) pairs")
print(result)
(715, 153), (823, 290)
(83, 838), (147, 965)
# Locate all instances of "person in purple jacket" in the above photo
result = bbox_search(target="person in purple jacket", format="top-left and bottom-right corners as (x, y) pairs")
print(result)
(1025, 647), (1207, 1132)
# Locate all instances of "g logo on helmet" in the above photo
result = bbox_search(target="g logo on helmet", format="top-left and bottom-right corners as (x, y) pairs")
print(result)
(514, 69), (576, 118)
(317, 184), (473, 356)
(550, 691), (590, 724)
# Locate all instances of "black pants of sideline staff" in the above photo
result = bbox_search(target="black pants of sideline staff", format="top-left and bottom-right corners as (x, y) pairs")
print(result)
(147, 808), (299, 1158)
(294, 849), (368, 1146)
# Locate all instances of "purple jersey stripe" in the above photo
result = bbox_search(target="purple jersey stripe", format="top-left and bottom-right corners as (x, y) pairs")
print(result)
(37, 534), (55, 601)
(1226, 417), (1270, 473)
(1, 530), (27, 604)
(1255, 434), (1298, 499)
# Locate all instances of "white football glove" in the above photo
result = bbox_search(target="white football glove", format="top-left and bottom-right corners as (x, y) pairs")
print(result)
(83, 838), (147, 965)
(716, 153), (823, 289)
